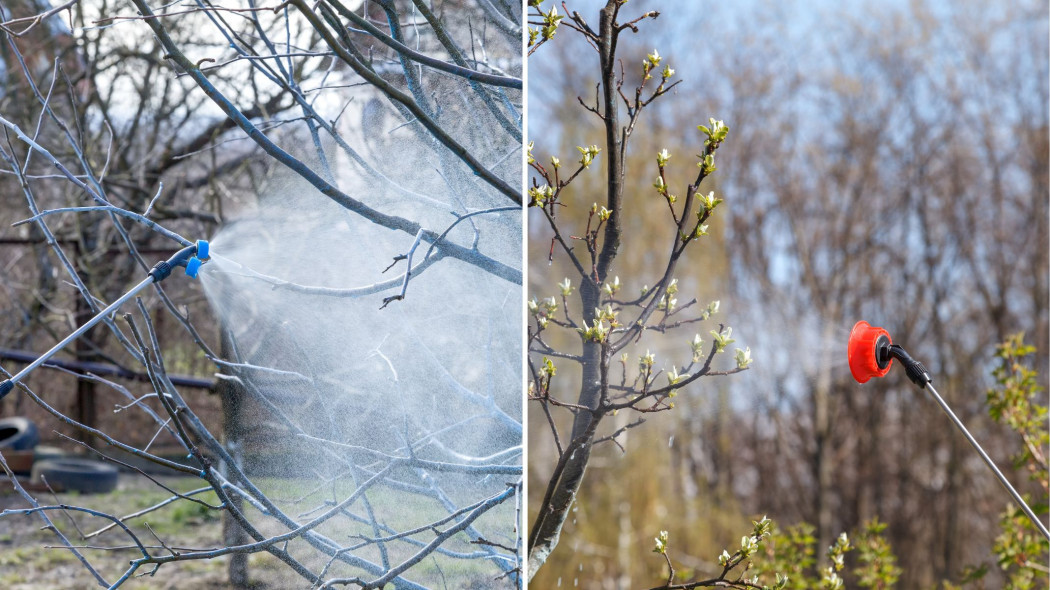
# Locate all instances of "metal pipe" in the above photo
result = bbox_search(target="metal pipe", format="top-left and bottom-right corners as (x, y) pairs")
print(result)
(925, 382), (1050, 541)
(0, 275), (156, 401)
(0, 347), (215, 389)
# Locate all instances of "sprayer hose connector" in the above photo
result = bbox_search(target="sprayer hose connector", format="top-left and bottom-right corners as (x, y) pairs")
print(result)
(889, 345), (932, 389)
(148, 260), (174, 282)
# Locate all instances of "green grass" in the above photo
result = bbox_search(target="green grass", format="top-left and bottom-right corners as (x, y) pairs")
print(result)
(0, 571), (27, 585)
(0, 546), (35, 567)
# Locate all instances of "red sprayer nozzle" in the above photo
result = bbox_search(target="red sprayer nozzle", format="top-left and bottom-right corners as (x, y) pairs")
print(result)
(847, 321), (892, 384)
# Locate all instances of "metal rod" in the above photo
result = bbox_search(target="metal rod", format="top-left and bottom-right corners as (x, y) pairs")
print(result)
(925, 382), (1050, 541)
(0, 275), (156, 400)
(0, 347), (214, 389)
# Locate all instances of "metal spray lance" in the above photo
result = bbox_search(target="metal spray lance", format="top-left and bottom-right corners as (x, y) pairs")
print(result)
(0, 240), (210, 401)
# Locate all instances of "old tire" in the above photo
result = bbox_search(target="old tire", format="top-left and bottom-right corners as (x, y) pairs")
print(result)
(0, 417), (39, 450)
(31, 458), (118, 494)
(33, 445), (66, 463)
(0, 450), (34, 475)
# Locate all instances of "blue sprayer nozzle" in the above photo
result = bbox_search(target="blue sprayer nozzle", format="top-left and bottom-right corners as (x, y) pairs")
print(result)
(185, 257), (203, 278)
(184, 239), (209, 278)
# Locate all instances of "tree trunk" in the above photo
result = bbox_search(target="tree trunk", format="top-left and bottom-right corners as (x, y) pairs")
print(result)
(814, 324), (835, 557)
(220, 329), (250, 588)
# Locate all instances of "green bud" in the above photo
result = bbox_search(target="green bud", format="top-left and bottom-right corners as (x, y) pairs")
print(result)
(718, 549), (731, 567)
(653, 530), (669, 554)
(698, 190), (723, 212)
(710, 326), (734, 353)
(656, 148), (671, 167)
(691, 334), (704, 362)
(558, 277), (574, 296)
(639, 350), (655, 371)
(701, 300), (720, 320)
(735, 347), (753, 369)
(653, 175), (667, 193)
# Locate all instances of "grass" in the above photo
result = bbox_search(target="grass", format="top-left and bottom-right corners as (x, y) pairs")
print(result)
(0, 473), (516, 589)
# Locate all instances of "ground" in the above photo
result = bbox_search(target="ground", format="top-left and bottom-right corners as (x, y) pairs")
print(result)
(0, 475), (243, 589)
(0, 474), (509, 589)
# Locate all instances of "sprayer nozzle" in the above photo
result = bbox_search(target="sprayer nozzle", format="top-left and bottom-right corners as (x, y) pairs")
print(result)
(848, 321), (934, 389)
(185, 257), (203, 278)
(148, 241), (210, 281)
(0, 379), (13, 399)
(848, 321), (893, 384)
(183, 240), (211, 278)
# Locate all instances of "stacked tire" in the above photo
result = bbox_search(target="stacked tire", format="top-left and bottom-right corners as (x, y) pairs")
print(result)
(0, 417), (38, 474)
(31, 458), (119, 494)
(0, 417), (118, 493)
(0, 417), (39, 451)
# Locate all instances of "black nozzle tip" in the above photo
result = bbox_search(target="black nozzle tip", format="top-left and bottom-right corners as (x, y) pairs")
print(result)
(0, 380), (13, 399)
(875, 335), (891, 370)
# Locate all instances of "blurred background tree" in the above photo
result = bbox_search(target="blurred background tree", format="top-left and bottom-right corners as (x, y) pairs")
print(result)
(528, 0), (1048, 587)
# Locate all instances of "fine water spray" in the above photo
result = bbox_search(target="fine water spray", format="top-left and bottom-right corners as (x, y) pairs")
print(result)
(848, 320), (1050, 541)
(0, 240), (210, 401)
